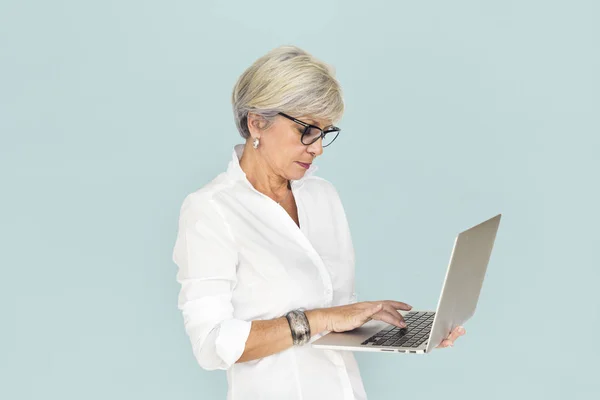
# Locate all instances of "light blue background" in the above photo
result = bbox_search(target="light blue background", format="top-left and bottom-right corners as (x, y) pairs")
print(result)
(2, 1), (599, 399)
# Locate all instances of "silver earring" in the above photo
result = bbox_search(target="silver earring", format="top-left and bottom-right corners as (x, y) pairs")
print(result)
(253, 138), (260, 149)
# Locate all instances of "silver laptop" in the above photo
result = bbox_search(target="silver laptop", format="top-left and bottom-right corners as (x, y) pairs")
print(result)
(312, 214), (501, 354)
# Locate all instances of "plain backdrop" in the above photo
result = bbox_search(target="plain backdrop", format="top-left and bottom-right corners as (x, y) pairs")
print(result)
(1, 1), (599, 399)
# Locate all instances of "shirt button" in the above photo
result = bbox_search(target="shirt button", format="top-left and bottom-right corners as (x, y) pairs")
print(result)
(325, 289), (332, 295)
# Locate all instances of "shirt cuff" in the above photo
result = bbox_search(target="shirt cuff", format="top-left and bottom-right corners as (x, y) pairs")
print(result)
(215, 319), (253, 366)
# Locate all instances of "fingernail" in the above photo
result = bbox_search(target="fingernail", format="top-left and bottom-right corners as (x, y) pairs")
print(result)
(399, 322), (407, 328)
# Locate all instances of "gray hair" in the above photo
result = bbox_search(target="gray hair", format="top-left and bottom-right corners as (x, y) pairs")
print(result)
(231, 45), (345, 139)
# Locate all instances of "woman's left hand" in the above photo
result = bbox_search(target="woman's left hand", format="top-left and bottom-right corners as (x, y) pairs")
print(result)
(436, 326), (466, 348)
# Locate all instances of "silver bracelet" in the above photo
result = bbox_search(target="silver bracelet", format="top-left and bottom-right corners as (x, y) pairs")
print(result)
(285, 309), (311, 346)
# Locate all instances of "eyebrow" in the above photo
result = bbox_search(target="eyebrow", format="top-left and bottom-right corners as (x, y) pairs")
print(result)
(305, 119), (334, 130)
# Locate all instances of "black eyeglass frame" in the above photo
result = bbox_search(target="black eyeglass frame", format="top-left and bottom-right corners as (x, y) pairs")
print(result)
(278, 112), (341, 147)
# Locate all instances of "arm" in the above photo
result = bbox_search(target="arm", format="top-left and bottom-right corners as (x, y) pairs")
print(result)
(174, 193), (328, 370)
(236, 309), (326, 364)
(174, 194), (252, 371)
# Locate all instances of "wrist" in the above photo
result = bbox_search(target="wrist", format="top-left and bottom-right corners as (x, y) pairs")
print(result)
(305, 308), (328, 334)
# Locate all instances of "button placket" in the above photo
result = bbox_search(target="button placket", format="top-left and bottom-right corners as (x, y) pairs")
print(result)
(241, 176), (335, 306)
(291, 181), (334, 305)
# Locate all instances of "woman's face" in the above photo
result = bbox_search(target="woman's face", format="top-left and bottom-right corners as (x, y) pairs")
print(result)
(257, 114), (331, 181)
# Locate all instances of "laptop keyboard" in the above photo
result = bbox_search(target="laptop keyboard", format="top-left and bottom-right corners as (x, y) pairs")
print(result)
(361, 311), (435, 348)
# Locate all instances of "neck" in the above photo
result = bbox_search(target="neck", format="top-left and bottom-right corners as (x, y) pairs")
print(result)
(239, 141), (290, 200)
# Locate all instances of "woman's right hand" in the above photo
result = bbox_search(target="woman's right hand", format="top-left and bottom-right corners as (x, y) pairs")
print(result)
(319, 301), (413, 333)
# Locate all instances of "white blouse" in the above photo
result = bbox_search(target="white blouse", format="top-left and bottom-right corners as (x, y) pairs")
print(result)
(172, 144), (367, 400)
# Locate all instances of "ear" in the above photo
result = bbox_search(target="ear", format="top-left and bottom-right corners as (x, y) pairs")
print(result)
(247, 112), (268, 137)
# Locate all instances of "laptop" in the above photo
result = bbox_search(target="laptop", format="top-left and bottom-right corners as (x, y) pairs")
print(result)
(312, 214), (501, 354)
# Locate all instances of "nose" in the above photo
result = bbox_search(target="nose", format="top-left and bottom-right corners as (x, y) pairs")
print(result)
(307, 137), (324, 157)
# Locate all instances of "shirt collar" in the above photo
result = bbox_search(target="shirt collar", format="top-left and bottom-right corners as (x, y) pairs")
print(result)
(227, 143), (319, 187)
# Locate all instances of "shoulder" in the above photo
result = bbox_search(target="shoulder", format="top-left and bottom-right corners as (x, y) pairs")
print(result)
(177, 172), (234, 219)
(302, 175), (340, 194)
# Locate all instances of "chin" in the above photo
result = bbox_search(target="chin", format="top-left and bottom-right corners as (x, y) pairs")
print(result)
(289, 170), (306, 180)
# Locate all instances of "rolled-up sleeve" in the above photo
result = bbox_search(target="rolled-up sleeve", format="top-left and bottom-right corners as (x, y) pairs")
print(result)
(172, 193), (252, 371)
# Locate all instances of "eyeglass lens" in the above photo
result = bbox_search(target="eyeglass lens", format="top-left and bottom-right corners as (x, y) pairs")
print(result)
(302, 126), (340, 147)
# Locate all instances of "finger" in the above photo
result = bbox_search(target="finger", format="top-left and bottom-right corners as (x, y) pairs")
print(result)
(383, 300), (413, 311)
(382, 304), (407, 327)
(372, 309), (407, 328)
(363, 303), (383, 320)
(385, 310), (407, 328)
(370, 310), (397, 327)
(446, 326), (466, 343)
(437, 327), (466, 348)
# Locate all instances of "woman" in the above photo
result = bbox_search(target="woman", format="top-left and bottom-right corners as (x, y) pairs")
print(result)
(172, 45), (465, 400)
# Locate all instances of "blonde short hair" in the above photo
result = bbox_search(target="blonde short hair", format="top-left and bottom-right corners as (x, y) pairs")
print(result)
(231, 45), (344, 139)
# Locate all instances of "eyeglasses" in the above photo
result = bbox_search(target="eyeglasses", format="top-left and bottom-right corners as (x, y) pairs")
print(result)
(278, 112), (341, 147)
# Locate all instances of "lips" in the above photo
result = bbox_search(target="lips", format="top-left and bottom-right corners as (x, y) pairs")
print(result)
(296, 162), (311, 169)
